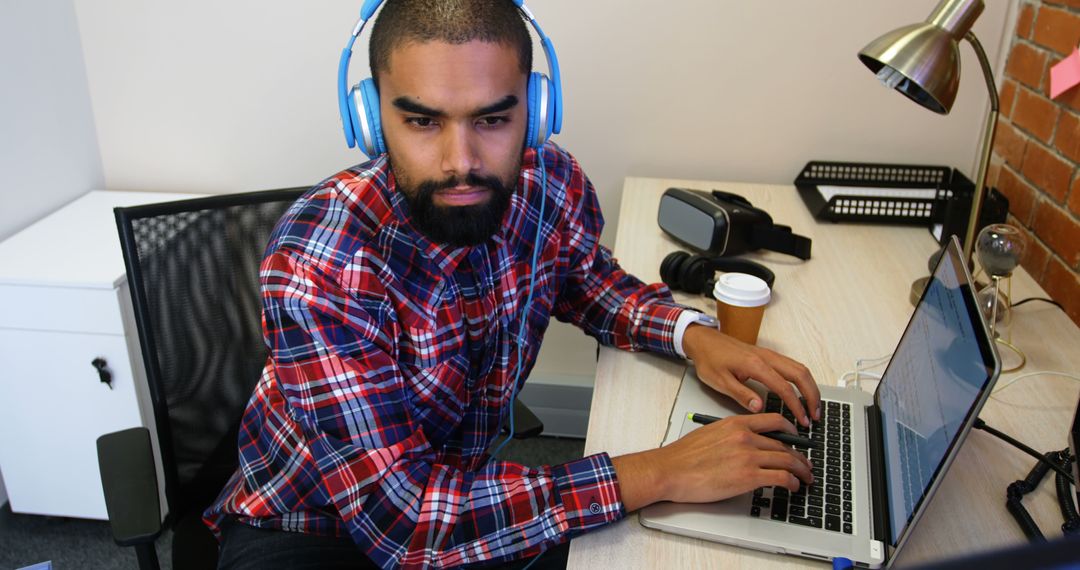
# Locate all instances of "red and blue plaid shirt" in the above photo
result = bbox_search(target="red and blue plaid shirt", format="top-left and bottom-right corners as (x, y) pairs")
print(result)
(205, 143), (686, 568)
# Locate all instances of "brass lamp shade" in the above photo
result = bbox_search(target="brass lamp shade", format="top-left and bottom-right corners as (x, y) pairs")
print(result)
(858, 0), (986, 115)
(858, 23), (960, 114)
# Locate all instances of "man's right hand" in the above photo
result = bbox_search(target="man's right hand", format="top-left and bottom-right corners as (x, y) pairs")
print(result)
(611, 413), (814, 512)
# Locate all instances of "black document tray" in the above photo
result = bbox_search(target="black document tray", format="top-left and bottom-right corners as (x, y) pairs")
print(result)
(794, 160), (973, 225)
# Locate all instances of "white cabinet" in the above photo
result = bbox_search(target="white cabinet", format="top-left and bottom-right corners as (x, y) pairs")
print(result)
(0, 190), (199, 519)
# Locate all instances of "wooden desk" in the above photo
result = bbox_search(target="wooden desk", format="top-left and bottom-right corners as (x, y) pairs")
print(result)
(567, 177), (1080, 568)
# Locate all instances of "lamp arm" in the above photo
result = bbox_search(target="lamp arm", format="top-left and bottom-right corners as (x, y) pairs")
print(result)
(961, 30), (1000, 265)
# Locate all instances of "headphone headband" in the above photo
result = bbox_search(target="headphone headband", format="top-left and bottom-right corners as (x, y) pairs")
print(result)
(337, 0), (563, 154)
(520, 12), (563, 133)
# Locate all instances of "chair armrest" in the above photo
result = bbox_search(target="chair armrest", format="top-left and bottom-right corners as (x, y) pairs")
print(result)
(96, 427), (163, 546)
(512, 398), (544, 439)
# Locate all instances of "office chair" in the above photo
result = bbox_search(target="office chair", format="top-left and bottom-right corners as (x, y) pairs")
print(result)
(96, 188), (306, 569)
(96, 188), (544, 570)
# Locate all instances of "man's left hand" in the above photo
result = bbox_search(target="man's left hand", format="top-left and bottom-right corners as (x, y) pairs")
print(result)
(682, 324), (821, 426)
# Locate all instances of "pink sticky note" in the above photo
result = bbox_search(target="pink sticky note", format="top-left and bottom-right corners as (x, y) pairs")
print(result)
(1050, 48), (1080, 99)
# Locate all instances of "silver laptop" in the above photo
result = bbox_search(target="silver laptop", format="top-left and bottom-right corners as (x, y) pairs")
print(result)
(640, 236), (1001, 568)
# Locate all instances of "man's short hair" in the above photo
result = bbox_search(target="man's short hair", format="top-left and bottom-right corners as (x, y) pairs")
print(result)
(369, 0), (533, 83)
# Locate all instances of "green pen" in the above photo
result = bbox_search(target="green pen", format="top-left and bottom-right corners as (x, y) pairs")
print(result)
(688, 412), (821, 450)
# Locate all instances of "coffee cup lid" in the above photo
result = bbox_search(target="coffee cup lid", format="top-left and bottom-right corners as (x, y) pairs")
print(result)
(713, 273), (771, 307)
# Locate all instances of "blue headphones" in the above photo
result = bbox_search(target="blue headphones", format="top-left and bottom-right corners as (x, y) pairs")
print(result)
(337, 0), (564, 157)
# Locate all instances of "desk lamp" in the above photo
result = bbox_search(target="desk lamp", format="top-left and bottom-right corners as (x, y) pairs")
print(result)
(858, 0), (998, 302)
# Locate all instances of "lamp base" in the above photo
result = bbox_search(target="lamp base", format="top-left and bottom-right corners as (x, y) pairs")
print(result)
(996, 337), (1027, 373)
(910, 276), (931, 307)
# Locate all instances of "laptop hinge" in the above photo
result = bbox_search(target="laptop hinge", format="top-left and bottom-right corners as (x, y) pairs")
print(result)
(866, 404), (891, 548)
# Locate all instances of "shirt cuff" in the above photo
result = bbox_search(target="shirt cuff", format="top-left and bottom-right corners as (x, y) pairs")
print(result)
(551, 452), (624, 536)
(673, 309), (719, 358)
(631, 301), (689, 357)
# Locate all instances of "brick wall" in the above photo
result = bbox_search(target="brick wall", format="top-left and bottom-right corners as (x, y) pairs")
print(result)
(987, 0), (1080, 326)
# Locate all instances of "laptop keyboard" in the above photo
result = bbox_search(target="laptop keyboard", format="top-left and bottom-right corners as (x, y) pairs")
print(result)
(749, 394), (854, 534)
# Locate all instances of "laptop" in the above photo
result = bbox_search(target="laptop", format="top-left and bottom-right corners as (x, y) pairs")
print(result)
(640, 236), (1001, 568)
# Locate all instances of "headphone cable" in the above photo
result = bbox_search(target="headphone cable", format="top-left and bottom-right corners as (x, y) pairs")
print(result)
(489, 147), (548, 461)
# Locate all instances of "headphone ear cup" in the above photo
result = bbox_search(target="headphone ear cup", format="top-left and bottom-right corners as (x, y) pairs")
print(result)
(355, 78), (386, 156)
(525, 72), (540, 149)
(345, 86), (362, 150)
(660, 251), (689, 289)
(526, 71), (554, 149)
(681, 255), (716, 295)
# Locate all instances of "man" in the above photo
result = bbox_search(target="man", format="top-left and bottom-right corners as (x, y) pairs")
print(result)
(206, 1), (820, 568)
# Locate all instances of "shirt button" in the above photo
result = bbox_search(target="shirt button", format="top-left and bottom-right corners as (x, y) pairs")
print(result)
(589, 503), (602, 514)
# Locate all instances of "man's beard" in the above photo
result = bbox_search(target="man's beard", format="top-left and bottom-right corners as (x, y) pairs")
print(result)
(401, 172), (516, 247)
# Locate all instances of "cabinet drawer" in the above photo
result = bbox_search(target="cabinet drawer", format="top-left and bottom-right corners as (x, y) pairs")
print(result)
(0, 283), (124, 335)
(0, 328), (141, 519)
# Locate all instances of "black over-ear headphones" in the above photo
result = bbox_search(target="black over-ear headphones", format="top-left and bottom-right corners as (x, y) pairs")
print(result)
(660, 251), (776, 298)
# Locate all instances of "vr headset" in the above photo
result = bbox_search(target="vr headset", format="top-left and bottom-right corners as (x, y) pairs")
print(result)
(657, 188), (812, 260)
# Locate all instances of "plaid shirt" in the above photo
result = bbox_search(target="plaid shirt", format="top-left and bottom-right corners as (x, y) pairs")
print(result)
(205, 143), (686, 568)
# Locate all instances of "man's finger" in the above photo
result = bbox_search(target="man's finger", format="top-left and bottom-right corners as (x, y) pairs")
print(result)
(740, 419), (814, 475)
(744, 360), (809, 427)
(740, 412), (798, 435)
(768, 353), (822, 421)
(748, 432), (813, 469)
(713, 370), (765, 413)
(747, 431), (799, 454)
(757, 468), (801, 492)
(757, 450), (814, 485)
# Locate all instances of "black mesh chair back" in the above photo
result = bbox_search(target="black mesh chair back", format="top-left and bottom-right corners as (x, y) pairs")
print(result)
(114, 188), (305, 567)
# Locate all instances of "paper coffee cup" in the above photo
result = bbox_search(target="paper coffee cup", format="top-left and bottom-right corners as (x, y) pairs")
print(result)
(713, 273), (771, 345)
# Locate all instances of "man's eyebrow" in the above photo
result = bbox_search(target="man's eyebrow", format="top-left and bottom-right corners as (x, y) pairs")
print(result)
(392, 97), (445, 117)
(390, 95), (520, 118)
(473, 95), (519, 116)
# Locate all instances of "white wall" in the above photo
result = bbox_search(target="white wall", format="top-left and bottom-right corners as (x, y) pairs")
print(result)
(0, 0), (104, 242)
(0, 0), (105, 509)
(72, 1), (353, 196)
(555, 1), (1014, 224)
(71, 1), (1014, 236)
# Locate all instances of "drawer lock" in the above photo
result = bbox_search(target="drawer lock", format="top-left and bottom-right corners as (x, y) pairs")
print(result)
(91, 357), (113, 389)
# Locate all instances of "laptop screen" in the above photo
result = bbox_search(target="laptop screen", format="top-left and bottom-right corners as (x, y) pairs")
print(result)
(876, 242), (998, 546)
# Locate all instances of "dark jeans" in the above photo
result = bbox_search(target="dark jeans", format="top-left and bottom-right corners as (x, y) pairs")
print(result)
(217, 518), (569, 570)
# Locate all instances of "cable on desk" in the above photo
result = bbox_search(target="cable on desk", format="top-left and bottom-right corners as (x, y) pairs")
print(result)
(992, 370), (1080, 396)
(838, 371), (882, 389)
(1006, 453), (1054, 541)
(837, 353), (891, 390)
(1002, 451), (1054, 541)
(1004, 448), (1079, 541)
(972, 418), (1075, 485)
(1055, 451), (1080, 533)
(1012, 297), (1064, 310)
